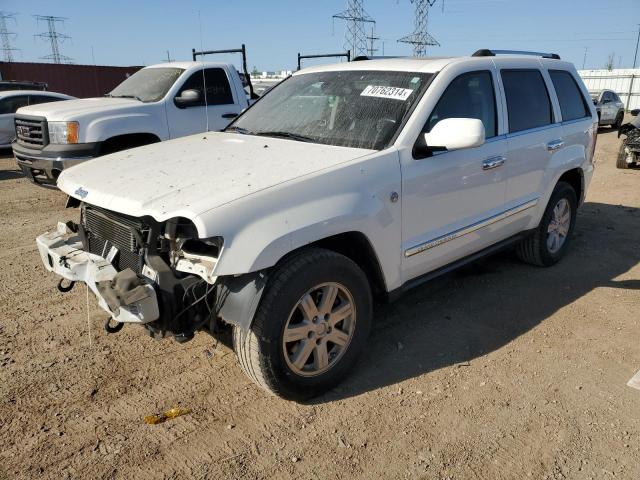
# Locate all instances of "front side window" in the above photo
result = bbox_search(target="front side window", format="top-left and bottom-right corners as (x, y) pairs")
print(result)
(602, 91), (613, 103)
(424, 70), (497, 138)
(549, 70), (589, 122)
(230, 70), (432, 150)
(109, 67), (184, 102)
(0, 95), (29, 114)
(501, 69), (553, 133)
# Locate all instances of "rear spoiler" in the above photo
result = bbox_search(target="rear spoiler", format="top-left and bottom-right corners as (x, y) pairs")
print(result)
(191, 44), (258, 99)
(297, 51), (351, 71)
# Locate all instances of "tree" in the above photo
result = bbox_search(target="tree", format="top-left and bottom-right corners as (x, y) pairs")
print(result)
(251, 66), (260, 76)
(605, 52), (615, 71)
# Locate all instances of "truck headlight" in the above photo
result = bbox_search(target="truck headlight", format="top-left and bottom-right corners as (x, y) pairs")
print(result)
(48, 121), (79, 144)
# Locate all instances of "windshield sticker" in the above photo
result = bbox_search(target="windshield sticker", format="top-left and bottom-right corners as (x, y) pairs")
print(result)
(360, 85), (414, 101)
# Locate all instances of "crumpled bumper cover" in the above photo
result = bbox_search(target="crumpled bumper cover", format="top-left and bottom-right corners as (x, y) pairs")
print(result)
(36, 222), (160, 324)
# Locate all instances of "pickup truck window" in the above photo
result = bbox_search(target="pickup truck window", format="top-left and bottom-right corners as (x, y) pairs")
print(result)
(108, 67), (184, 103)
(0, 95), (29, 114)
(179, 68), (234, 106)
(230, 70), (432, 150)
(424, 70), (496, 138)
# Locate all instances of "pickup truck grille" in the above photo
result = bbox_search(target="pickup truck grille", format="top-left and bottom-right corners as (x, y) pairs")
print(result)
(82, 206), (146, 274)
(15, 115), (48, 148)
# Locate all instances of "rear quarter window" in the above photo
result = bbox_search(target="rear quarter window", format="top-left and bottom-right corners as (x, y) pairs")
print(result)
(549, 70), (590, 122)
(501, 69), (553, 133)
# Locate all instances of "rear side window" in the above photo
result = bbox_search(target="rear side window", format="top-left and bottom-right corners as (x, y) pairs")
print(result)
(0, 95), (29, 114)
(549, 70), (589, 122)
(501, 69), (553, 133)
(425, 70), (497, 138)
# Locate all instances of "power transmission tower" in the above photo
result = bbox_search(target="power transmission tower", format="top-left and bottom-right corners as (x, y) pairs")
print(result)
(366, 26), (379, 57)
(399, 0), (440, 57)
(34, 15), (72, 63)
(0, 12), (19, 62)
(333, 0), (375, 57)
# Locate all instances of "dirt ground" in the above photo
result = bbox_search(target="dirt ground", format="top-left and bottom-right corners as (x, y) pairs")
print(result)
(0, 122), (639, 480)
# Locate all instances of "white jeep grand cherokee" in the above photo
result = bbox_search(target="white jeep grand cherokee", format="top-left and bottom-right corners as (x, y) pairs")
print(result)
(37, 49), (596, 400)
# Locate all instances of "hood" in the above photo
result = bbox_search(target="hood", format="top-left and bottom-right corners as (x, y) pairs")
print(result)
(58, 132), (374, 224)
(16, 97), (143, 121)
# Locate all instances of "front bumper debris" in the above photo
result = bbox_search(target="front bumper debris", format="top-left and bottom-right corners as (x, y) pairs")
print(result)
(36, 222), (159, 324)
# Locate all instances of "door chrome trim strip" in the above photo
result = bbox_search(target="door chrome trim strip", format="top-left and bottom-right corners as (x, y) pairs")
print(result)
(404, 198), (539, 258)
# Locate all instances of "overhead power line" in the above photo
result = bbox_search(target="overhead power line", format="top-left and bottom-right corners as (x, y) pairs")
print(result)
(399, 0), (440, 57)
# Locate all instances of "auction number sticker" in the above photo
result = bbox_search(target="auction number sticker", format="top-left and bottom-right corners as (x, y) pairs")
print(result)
(361, 85), (414, 101)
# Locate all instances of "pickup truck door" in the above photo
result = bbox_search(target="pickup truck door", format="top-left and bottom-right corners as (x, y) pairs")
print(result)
(400, 69), (509, 282)
(166, 68), (209, 138)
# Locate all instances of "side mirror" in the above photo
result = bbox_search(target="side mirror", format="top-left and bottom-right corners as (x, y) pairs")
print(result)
(631, 109), (639, 117)
(419, 118), (485, 155)
(174, 89), (202, 108)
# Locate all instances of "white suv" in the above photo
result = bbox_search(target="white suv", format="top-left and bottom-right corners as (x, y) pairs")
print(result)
(36, 49), (597, 400)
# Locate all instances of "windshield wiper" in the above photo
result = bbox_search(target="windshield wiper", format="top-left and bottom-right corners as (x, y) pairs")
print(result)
(109, 94), (143, 102)
(254, 131), (315, 143)
(225, 126), (253, 134)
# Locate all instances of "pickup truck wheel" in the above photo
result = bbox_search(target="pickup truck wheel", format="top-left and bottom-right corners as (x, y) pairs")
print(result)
(616, 144), (630, 169)
(232, 248), (372, 401)
(516, 181), (577, 267)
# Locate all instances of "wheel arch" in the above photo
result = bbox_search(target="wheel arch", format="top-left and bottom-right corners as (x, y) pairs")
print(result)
(557, 167), (584, 205)
(99, 132), (161, 155)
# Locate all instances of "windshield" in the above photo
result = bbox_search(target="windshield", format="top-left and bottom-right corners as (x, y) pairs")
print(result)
(109, 67), (184, 103)
(229, 70), (433, 150)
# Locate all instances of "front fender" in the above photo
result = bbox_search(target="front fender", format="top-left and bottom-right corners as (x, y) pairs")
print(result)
(195, 149), (404, 291)
(81, 105), (168, 142)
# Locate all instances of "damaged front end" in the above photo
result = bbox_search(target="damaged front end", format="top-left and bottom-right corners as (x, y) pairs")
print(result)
(37, 203), (265, 342)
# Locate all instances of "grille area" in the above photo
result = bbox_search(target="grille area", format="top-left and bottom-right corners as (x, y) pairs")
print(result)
(83, 207), (146, 274)
(15, 116), (47, 148)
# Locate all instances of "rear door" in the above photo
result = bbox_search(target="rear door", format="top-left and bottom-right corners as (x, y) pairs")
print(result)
(498, 65), (563, 233)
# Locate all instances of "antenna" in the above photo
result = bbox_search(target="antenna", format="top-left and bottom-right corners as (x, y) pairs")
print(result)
(0, 12), (19, 62)
(333, 0), (375, 57)
(34, 15), (72, 64)
(398, 0), (440, 57)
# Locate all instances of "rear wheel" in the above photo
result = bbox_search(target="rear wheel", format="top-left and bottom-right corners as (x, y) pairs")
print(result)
(616, 143), (630, 169)
(233, 248), (372, 401)
(516, 181), (577, 267)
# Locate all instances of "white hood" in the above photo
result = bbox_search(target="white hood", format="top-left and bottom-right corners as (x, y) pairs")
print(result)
(17, 97), (142, 121)
(58, 132), (374, 223)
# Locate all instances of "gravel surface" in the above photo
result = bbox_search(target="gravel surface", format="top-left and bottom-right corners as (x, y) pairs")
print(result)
(0, 123), (639, 479)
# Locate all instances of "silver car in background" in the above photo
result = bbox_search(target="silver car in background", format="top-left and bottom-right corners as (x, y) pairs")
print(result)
(591, 89), (625, 129)
(0, 90), (74, 148)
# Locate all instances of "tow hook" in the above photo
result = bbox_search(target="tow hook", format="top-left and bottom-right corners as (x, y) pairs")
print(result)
(104, 318), (124, 334)
(57, 278), (75, 293)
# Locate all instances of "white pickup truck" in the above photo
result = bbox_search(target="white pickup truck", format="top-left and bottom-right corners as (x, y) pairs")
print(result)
(13, 60), (254, 186)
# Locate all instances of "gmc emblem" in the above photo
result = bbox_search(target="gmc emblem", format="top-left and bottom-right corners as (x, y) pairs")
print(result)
(16, 125), (30, 137)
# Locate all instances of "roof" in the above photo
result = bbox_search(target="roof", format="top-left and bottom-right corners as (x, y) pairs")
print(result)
(294, 55), (576, 76)
(145, 61), (237, 70)
(0, 89), (73, 98)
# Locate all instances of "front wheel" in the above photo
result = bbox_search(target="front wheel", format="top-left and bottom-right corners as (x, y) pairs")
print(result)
(616, 143), (630, 169)
(233, 248), (372, 401)
(516, 181), (577, 267)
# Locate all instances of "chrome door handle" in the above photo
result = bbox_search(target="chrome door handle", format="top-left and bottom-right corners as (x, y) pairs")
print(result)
(482, 155), (506, 170)
(547, 139), (565, 151)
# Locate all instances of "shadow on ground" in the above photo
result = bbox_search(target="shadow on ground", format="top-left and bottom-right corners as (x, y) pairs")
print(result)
(314, 201), (640, 402)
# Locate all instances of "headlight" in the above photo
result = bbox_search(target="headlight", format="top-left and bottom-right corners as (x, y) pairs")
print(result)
(48, 121), (79, 144)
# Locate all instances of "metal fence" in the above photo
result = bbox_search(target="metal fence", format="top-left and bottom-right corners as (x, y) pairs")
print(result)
(578, 68), (640, 111)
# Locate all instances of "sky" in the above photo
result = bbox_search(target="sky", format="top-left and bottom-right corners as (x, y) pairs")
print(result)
(2, 0), (639, 72)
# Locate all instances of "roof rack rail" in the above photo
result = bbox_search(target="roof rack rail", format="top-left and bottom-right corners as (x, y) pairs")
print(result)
(352, 55), (403, 61)
(297, 51), (351, 71)
(472, 49), (561, 60)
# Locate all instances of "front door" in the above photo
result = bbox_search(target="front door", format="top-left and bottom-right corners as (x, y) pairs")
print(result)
(400, 69), (508, 282)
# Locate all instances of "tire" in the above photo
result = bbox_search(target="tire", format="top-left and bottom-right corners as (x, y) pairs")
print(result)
(233, 248), (372, 401)
(616, 143), (630, 169)
(516, 181), (577, 267)
(613, 111), (624, 130)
